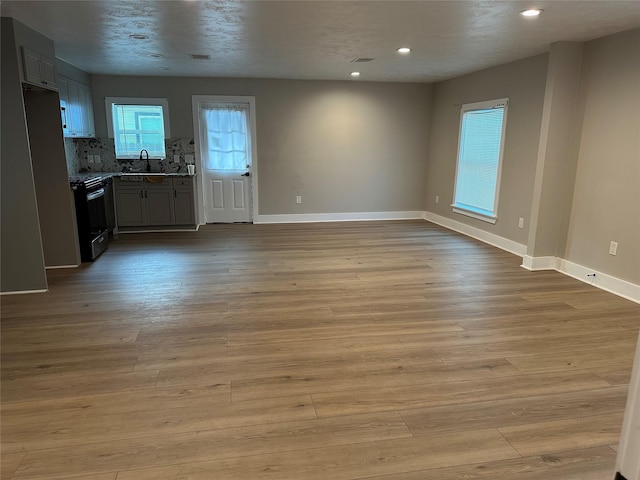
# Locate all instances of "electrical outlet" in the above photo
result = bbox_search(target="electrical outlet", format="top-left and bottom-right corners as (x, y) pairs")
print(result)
(94, 154), (101, 163)
(609, 241), (618, 256)
(296, 195), (302, 204)
(518, 217), (524, 229)
(87, 154), (94, 163)
(173, 154), (180, 163)
(185, 154), (194, 164)
(435, 195), (439, 204)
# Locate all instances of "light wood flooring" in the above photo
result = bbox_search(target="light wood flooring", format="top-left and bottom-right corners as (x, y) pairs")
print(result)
(2, 220), (639, 479)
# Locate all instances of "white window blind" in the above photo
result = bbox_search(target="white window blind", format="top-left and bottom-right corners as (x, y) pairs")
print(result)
(453, 98), (508, 222)
(106, 97), (170, 160)
(199, 104), (249, 171)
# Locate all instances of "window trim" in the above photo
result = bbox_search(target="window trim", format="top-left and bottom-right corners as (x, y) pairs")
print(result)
(452, 97), (509, 224)
(105, 97), (171, 160)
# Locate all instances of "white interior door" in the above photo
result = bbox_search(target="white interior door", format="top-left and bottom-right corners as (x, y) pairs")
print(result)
(204, 169), (251, 223)
(192, 97), (256, 224)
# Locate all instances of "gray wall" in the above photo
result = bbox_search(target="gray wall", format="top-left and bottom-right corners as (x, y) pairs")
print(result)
(424, 54), (549, 245)
(90, 76), (433, 215)
(11, 15), (56, 82)
(562, 29), (640, 284)
(3, 16), (637, 291)
(23, 88), (81, 267)
(0, 18), (47, 292)
(527, 42), (584, 259)
(424, 29), (639, 286)
(56, 57), (92, 85)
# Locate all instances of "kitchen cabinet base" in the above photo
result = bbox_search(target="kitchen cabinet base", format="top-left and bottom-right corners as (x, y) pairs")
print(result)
(116, 225), (199, 234)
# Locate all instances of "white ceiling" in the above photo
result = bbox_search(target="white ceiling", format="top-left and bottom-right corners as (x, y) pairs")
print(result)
(2, 0), (639, 83)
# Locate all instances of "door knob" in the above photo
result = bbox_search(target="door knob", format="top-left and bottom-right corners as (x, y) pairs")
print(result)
(241, 172), (251, 177)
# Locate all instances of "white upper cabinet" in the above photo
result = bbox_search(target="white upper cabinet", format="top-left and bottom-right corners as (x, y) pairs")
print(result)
(22, 47), (58, 90)
(57, 75), (95, 138)
(57, 76), (70, 134)
(80, 83), (95, 138)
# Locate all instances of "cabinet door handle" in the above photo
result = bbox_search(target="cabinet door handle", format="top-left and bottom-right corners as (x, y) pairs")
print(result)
(174, 189), (177, 198)
(140, 190), (144, 198)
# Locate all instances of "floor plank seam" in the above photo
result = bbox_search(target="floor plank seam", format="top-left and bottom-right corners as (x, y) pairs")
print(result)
(309, 394), (319, 419)
(495, 427), (524, 458)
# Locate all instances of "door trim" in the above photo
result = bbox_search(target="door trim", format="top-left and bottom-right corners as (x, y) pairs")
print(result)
(191, 95), (259, 225)
(616, 331), (640, 480)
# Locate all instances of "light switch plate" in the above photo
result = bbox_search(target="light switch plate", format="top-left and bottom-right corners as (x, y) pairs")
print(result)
(94, 154), (101, 163)
(173, 154), (180, 163)
(185, 154), (194, 164)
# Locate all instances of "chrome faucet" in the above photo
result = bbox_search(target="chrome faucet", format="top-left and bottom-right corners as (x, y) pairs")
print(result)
(139, 149), (151, 172)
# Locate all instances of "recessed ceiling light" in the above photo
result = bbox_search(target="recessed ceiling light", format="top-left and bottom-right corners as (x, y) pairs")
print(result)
(519, 8), (543, 17)
(397, 47), (411, 54)
(129, 33), (149, 40)
(350, 72), (361, 77)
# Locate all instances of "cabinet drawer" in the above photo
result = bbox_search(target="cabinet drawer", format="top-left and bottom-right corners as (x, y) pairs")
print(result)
(174, 178), (193, 187)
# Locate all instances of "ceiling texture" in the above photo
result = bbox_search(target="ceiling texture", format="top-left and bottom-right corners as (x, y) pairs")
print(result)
(2, 0), (639, 83)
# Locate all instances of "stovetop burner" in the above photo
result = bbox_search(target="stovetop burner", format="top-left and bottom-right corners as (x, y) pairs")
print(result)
(69, 174), (111, 191)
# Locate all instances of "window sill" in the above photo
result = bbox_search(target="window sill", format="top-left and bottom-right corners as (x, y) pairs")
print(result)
(452, 206), (497, 224)
(117, 158), (166, 161)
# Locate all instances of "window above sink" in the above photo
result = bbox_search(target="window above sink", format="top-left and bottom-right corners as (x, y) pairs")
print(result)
(105, 97), (170, 160)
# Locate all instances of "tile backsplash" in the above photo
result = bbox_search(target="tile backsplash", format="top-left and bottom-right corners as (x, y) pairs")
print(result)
(63, 138), (80, 174)
(65, 138), (196, 175)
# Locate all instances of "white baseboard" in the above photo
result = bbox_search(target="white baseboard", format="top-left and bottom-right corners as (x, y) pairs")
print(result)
(424, 212), (639, 304)
(522, 255), (640, 303)
(45, 264), (79, 270)
(254, 211), (424, 224)
(521, 255), (557, 271)
(557, 259), (640, 304)
(0, 289), (48, 295)
(520, 256), (639, 304)
(423, 211), (527, 257)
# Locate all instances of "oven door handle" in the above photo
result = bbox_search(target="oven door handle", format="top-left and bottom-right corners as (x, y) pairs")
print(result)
(86, 188), (105, 201)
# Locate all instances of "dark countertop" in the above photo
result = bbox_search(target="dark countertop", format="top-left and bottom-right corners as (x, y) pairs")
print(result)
(70, 172), (195, 182)
(116, 172), (194, 177)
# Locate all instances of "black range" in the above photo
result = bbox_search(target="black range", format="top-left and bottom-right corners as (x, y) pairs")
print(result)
(69, 174), (114, 262)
